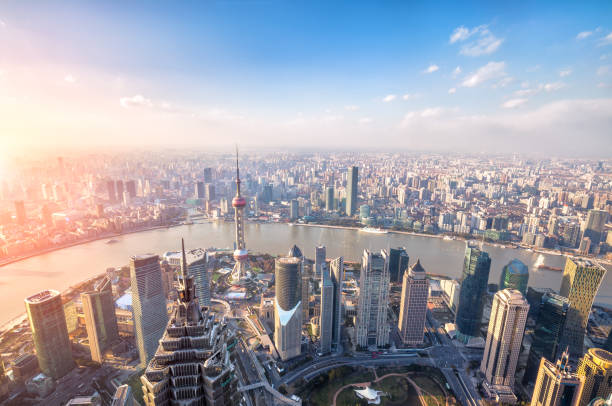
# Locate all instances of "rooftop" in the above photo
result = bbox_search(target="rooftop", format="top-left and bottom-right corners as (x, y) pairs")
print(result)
(25, 289), (60, 304)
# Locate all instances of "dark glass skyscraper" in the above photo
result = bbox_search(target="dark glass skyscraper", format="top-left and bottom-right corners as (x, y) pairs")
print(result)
(455, 245), (491, 343)
(523, 293), (569, 385)
(346, 166), (358, 216)
(499, 259), (529, 294)
(582, 209), (609, 247)
(387, 247), (409, 283)
(81, 276), (119, 364)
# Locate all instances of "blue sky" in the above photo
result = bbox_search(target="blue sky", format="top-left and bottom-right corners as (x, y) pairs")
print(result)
(0, 1), (611, 155)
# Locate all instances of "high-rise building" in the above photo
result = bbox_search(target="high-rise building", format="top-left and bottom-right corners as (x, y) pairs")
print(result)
(559, 258), (607, 358)
(195, 181), (205, 199)
(356, 249), (390, 349)
(125, 180), (136, 198)
(290, 199), (299, 220)
(387, 247), (409, 283)
(319, 266), (334, 354)
(325, 186), (334, 212)
(288, 245), (309, 324)
(346, 166), (358, 216)
(107, 180), (116, 202)
(14, 200), (26, 224)
(203, 167), (213, 183)
(530, 350), (584, 406)
(275, 256), (302, 361)
(184, 248), (210, 307)
(330, 256), (344, 350)
(455, 244), (491, 343)
(398, 259), (429, 346)
(582, 209), (609, 248)
(604, 330), (612, 353)
(141, 239), (240, 406)
(499, 259), (529, 294)
(480, 289), (529, 403)
(576, 348), (612, 406)
(81, 277), (119, 363)
(523, 293), (570, 385)
(116, 180), (124, 200)
(25, 290), (74, 379)
(230, 149), (251, 281)
(130, 254), (168, 367)
(315, 245), (326, 277)
(111, 385), (133, 406)
(205, 183), (215, 201)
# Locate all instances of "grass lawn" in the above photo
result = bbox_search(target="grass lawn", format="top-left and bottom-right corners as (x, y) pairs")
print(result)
(212, 272), (222, 282)
(334, 376), (419, 406)
(412, 376), (447, 406)
(306, 368), (376, 406)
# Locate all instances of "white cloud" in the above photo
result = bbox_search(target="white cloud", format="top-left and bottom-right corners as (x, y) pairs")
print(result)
(402, 93), (418, 100)
(397, 99), (612, 156)
(601, 32), (612, 45)
(452, 66), (462, 78)
(344, 105), (359, 111)
(120, 95), (153, 108)
(424, 64), (439, 74)
(64, 75), (76, 83)
(502, 98), (528, 109)
(514, 88), (535, 97)
(543, 82), (566, 91)
(448, 87), (457, 95)
(597, 65), (611, 75)
(576, 31), (593, 40)
(358, 117), (372, 124)
(450, 25), (503, 56)
(383, 94), (397, 102)
(461, 61), (506, 87)
(559, 69), (572, 77)
(493, 76), (514, 88)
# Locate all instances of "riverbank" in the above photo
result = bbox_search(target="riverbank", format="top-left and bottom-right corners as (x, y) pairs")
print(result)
(0, 224), (183, 269)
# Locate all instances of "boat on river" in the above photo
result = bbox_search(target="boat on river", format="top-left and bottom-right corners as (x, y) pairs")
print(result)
(359, 227), (388, 234)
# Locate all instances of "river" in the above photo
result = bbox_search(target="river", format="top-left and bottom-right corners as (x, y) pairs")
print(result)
(1, 222), (611, 326)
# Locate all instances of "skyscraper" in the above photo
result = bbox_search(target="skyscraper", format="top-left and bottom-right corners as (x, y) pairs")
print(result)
(315, 245), (326, 277)
(319, 267), (334, 354)
(125, 180), (136, 198)
(582, 209), (609, 247)
(230, 148), (251, 281)
(203, 167), (213, 183)
(195, 181), (205, 199)
(141, 239), (239, 406)
(356, 249), (390, 349)
(184, 248), (210, 307)
(25, 290), (74, 379)
(387, 247), (409, 283)
(480, 289), (529, 403)
(130, 254), (168, 367)
(559, 258), (607, 358)
(107, 180), (116, 202)
(274, 256), (302, 361)
(455, 244), (491, 343)
(576, 348), (612, 406)
(499, 259), (529, 294)
(523, 293), (570, 385)
(330, 256), (344, 350)
(81, 276), (119, 363)
(398, 259), (429, 346)
(346, 166), (358, 216)
(530, 350), (584, 406)
(325, 186), (334, 212)
(288, 244), (309, 324)
(290, 199), (299, 220)
(116, 180), (124, 200)
(14, 200), (26, 225)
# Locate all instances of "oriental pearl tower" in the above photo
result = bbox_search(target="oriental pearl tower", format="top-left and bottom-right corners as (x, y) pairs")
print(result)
(230, 148), (250, 282)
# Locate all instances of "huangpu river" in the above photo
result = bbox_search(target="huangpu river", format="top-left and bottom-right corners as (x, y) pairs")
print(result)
(1, 222), (611, 326)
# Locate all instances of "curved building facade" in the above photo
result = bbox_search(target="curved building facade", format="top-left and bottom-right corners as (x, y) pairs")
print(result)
(499, 258), (529, 294)
(274, 256), (302, 361)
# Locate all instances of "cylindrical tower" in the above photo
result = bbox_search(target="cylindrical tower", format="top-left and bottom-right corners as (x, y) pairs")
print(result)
(231, 148), (250, 281)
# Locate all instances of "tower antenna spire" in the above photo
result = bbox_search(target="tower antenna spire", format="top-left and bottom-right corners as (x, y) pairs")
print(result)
(181, 238), (188, 284)
(235, 145), (241, 195)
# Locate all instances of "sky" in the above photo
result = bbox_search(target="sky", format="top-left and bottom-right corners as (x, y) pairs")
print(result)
(0, 1), (611, 156)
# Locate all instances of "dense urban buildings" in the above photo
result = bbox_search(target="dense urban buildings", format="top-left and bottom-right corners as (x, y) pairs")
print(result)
(25, 290), (74, 379)
(356, 249), (390, 349)
(274, 256), (303, 361)
(141, 239), (239, 405)
(576, 348), (612, 406)
(499, 258), (529, 294)
(530, 350), (584, 406)
(397, 259), (429, 346)
(130, 254), (168, 367)
(81, 276), (119, 363)
(480, 289), (529, 403)
(559, 258), (607, 358)
(455, 244), (491, 343)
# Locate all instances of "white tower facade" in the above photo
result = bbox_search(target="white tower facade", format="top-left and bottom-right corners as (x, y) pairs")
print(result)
(231, 149), (250, 281)
(481, 288), (529, 403)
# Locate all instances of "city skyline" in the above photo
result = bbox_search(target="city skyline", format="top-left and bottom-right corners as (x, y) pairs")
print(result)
(0, 2), (611, 156)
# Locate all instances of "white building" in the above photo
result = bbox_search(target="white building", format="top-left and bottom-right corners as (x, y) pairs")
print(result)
(481, 289), (529, 403)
